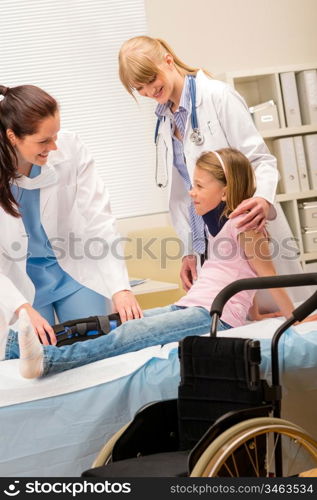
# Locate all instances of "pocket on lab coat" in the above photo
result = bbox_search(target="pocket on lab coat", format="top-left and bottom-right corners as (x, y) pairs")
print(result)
(205, 119), (227, 146)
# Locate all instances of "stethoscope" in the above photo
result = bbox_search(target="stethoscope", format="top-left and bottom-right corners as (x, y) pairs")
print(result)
(154, 76), (204, 188)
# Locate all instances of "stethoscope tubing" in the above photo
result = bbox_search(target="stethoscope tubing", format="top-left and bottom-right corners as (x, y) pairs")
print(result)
(154, 76), (204, 188)
(188, 76), (199, 131)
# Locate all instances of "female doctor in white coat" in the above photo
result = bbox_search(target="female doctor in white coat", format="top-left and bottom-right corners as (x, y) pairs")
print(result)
(119, 36), (307, 307)
(0, 84), (142, 345)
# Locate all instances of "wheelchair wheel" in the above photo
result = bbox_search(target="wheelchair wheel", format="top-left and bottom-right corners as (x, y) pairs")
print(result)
(91, 422), (131, 468)
(191, 417), (317, 477)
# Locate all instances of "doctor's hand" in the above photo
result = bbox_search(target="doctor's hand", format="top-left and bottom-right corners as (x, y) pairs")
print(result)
(229, 197), (270, 233)
(180, 255), (197, 292)
(112, 290), (143, 323)
(15, 303), (56, 346)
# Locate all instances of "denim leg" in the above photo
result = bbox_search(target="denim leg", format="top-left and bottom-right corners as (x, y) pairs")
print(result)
(4, 330), (20, 360)
(142, 305), (176, 317)
(43, 305), (231, 376)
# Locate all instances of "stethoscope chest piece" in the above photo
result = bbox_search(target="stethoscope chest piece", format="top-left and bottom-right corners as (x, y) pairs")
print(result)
(190, 128), (204, 145)
(188, 76), (204, 145)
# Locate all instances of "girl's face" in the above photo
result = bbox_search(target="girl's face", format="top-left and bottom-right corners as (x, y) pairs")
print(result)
(7, 112), (60, 168)
(189, 166), (226, 216)
(134, 55), (183, 105)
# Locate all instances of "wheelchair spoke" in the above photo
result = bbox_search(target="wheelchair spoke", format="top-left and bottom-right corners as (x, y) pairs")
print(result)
(286, 435), (313, 476)
(243, 440), (259, 477)
(233, 451), (240, 477)
(222, 460), (235, 477)
(267, 432), (280, 476)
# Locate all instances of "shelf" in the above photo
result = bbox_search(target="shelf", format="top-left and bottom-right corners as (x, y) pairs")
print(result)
(130, 277), (179, 296)
(262, 124), (317, 139)
(221, 63), (317, 267)
(221, 63), (317, 80)
(276, 191), (317, 202)
(302, 252), (317, 261)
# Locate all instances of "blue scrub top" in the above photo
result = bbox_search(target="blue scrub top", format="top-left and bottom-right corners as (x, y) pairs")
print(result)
(11, 165), (82, 308)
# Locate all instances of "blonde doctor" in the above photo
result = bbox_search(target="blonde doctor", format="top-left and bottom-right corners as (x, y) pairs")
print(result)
(0, 84), (142, 346)
(119, 36), (306, 306)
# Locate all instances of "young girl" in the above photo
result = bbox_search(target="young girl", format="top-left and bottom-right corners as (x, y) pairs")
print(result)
(2, 148), (295, 379)
(118, 36), (306, 307)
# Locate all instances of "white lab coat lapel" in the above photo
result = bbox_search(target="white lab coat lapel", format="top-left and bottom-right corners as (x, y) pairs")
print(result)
(39, 149), (65, 238)
(158, 76), (203, 198)
(39, 149), (64, 215)
(159, 116), (174, 199)
(0, 214), (28, 264)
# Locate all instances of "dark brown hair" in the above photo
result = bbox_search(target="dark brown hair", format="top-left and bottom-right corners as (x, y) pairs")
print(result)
(0, 84), (58, 217)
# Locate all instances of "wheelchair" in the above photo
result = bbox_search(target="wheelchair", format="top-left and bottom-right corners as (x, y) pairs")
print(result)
(82, 273), (317, 477)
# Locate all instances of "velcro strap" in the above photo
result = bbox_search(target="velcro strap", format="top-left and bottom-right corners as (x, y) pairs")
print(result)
(54, 330), (70, 342)
(53, 324), (68, 334)
(76, 323), (89, 336)
(98, 316), (111, 334)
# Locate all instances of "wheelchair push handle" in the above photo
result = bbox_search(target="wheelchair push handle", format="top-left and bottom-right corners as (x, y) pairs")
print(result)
(292, 291), (317, 322)
(210, 272), (317, 317)
(210, 272), (317, 336)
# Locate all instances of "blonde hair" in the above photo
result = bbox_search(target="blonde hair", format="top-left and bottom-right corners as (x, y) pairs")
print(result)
(196, 148), (256, 218)
(119, 35), (212, 96)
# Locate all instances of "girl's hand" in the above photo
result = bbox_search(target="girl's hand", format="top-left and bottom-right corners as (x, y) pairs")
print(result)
(15, 303), (56, 345)
(180, 255), (197, 291)
(229, 197), (270, 232)
(112, 290), (143, 323)
(248, 296), (283, 321)
(253, 311), (283, 321)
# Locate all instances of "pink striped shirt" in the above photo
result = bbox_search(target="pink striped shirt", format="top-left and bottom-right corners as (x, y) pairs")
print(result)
(175, 216), (257, 327)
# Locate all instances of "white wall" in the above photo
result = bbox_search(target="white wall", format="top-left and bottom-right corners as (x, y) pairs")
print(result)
(144, 0), (317, 75)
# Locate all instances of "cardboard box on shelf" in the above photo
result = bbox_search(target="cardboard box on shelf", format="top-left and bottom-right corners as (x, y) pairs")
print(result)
(249, 100), (280, 131)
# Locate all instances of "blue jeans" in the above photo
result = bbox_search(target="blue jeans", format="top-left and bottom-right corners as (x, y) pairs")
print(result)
(6, 305), (231, 376)
(5, 286), (109, 360)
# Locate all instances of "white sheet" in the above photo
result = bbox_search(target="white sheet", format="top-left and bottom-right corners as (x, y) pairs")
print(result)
(221, 316), (317, 338)
(0, 317), (316, 408)
(0, 343), (178, 408)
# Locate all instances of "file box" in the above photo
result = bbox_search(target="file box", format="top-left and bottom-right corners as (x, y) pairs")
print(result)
(302, 227), (317, 253)
(249, 101), (280, 131)
(298, 201), (317, 228)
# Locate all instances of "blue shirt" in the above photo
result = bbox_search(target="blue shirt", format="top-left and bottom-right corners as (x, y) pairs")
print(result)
(11, 165), (82, 308)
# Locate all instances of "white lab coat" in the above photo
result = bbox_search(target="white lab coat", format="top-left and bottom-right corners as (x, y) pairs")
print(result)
(0, 130), (130, 324)
(157, 71), (310, 306)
